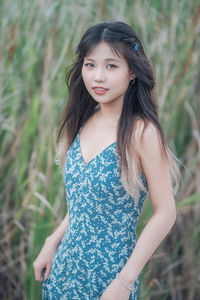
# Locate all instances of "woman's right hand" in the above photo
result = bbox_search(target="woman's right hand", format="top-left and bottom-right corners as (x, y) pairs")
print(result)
(33, 236), (58, 281)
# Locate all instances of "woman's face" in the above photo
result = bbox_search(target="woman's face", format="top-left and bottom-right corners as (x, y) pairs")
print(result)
(81, 42), (134, 106)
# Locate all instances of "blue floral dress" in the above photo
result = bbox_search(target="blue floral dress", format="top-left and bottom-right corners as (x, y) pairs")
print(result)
(42, 124), (148, 300)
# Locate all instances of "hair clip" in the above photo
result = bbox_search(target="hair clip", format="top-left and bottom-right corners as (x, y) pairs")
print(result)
(132, 41), (139, 51)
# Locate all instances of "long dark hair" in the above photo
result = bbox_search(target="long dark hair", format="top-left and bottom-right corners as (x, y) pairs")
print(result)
(56, 21), (181, 202)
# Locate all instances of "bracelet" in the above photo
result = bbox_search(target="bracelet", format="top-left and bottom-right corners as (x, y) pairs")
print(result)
(116, 273), (135, 292)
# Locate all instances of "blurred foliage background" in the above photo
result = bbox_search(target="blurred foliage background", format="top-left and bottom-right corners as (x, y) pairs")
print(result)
(0, 0), (200, 299)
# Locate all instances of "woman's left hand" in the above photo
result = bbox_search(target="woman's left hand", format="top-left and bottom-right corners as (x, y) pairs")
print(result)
(100, 277), (132, 300)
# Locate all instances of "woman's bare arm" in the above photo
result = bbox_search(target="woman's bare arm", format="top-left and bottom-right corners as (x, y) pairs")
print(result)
(46, 131), (70, 247)
(33, 211), (69, 281)
(46, 211), (69, 247)
(119, 121), (176, 285)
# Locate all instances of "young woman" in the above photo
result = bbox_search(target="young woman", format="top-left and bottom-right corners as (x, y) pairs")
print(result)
(33, 21), (181, 300)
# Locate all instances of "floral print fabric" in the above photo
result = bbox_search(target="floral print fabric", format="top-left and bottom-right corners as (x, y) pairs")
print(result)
(42, 126), (148, 299)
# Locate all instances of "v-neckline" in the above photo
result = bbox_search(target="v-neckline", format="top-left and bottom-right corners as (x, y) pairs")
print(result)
(78, 128), (116, 167)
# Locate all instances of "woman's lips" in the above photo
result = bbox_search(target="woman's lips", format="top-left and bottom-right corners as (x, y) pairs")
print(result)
(92, 87), (109, 95)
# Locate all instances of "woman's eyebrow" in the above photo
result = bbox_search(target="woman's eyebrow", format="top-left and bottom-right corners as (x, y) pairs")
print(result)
(85, 57), (121, 63)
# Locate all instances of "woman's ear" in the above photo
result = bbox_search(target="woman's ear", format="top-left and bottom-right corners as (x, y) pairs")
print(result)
(130, 72), (136, 80)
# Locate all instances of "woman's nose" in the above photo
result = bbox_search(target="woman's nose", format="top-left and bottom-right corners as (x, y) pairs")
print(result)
(94, 68), (106, 82)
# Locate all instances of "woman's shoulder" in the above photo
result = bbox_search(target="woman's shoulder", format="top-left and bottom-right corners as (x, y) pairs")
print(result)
(133, 117), (159, 156)
(135, 116), (157, 135)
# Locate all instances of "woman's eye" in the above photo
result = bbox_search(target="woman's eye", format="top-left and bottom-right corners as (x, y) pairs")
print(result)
(85, 63), (94, 68)
(107, 64), (117, 69)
